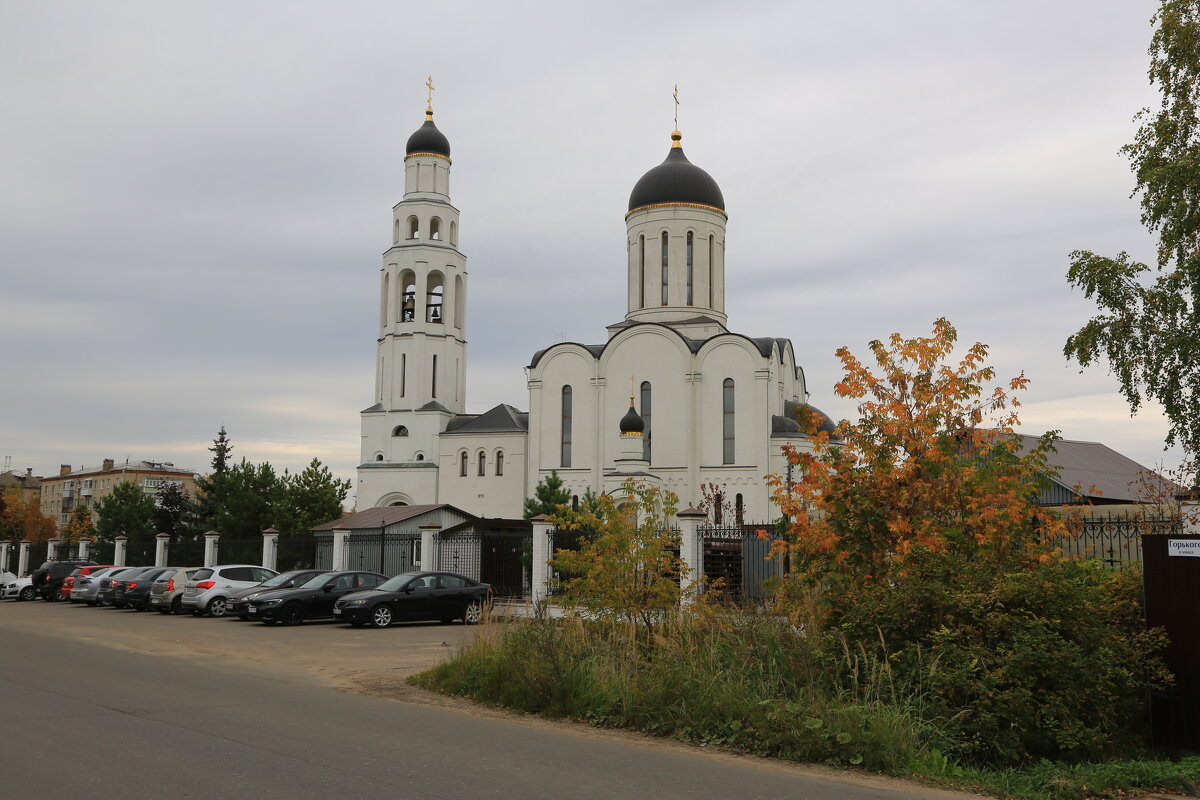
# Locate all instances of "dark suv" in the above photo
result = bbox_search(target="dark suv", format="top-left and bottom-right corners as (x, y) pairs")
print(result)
(31, 560), (98, 601)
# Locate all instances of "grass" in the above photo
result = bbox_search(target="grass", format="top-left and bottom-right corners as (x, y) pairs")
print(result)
(411, 609), (1200, 799)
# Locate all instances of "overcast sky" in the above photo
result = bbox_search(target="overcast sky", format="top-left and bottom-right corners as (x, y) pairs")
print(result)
(1, 0), (1185, 505)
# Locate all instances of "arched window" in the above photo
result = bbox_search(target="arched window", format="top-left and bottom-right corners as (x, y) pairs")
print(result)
(661, 231), (669, 306)
(415, 453), (424, 461)
(408, 216), (419, 239)
(640, 381), (652, 462)
(638, 234), (645, 309)
(496, 451), (504, 476)
(459, 451), (468, 477)
(723, 378), (735, 464)
(735, 493), (744, 525)
(686, 231), (694, 306)
(432, 355), (438, 398)
(477, 450), (486, 476)
(392, 425), (408, 437)
(449, 220), (457, 245)
(399, 269), (416, 322)
(380, 273), (390, 328)
(714, 491), (724, 525)
(700, 232), (710, 309)
(454, 274), (465, 330)
(375, 454), (384, 462)
(430, 217), (441, 240)
(561, 385), (573, 468)
(400, 353), (406, 397)
(393, 218), (400, 244)
(427, 270), (444, 323)
(571, 495), (579, 510)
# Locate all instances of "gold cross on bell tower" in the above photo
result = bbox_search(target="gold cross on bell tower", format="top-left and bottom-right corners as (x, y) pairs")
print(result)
(425, 75), (435, 119)
(671, 84), (682, 147)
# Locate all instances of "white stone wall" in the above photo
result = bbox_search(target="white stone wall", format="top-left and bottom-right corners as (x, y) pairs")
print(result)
(437, 431), (528, 518)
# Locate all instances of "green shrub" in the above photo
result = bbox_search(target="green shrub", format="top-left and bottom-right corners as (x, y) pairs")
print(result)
(829, 548), (1172, 764)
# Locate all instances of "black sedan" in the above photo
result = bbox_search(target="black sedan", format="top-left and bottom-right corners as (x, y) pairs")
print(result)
(333, 571), (493, 628)
(247, 571), (387, 626)
(230, 569), (329, 619)
(113, 567), (171, 610)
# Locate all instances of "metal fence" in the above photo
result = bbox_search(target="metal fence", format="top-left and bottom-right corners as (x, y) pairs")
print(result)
(700, 522), (783, 601)
(1055, 512), (1183, 571)
(343, 531), (421, 576)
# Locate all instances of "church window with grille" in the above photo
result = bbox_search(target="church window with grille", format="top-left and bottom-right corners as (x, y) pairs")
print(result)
(661, 232), (669, 305)
(561, 385), (573, 468)
(686, 231), (694, 305)
(640, 381), (652, 462)
(496, 451), (504, 476)
(723, 378), (735, 464)
(478, 450), (486, 476)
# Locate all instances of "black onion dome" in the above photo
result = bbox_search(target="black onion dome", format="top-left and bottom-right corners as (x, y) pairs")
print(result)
(619, 403), (645, 434)
(782, 400), (838, 436)
(406, 117), (451, 158)
(628, 133), (724, 213)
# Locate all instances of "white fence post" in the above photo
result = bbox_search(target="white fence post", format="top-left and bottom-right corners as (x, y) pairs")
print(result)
(114, 536), (127, 567)
(419, 522), (440, 571)
(203, 530), (220, 567)
(47, 538), (61, 562)
(331, 529), (349, 571)
(18, 540), (31, 576)
(677, 507), (706, 605)
(77, 538), (90, 560)
(0, 541), (9, 573)
(261, 528), (279, 571)
(155, 533), (170, 567)
(530, 515), (552, 605)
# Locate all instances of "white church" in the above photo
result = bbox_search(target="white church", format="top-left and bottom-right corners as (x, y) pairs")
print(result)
(356, 98), (834, 522)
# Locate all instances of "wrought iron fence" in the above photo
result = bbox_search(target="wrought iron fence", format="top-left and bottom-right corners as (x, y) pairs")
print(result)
(344, 531), (420, 576)
(1056, 512), (1183, 571)
(699, 522), (782, 601)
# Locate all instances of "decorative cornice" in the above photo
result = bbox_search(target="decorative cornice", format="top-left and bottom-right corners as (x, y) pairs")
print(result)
(626, 201), (727, 219)
(405, 152), (452, 163)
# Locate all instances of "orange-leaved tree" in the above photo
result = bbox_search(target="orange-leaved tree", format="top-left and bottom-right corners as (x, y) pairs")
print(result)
(1, 488), (58, 544)
(769, 317), (1068, 587)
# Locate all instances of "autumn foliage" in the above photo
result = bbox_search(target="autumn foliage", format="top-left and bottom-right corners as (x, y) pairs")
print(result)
(770, 317), (1069, 586)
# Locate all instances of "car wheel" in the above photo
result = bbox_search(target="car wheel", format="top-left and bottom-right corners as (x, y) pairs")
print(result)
(157, 605), (171, 615)
(18, 586), (35, 602)
(171, 597), (183, 615)
(464, 599), (485, 625)
(207, 597), (228, 618)
(369, 605), (394, 629)
(280, 604), (304, 627)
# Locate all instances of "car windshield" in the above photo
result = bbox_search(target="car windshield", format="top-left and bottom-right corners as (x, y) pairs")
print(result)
(299, 572), (335, 589)
(262, 571), (306, 588)
(191, 569), (214, 581)
(377, 573), (421, 592)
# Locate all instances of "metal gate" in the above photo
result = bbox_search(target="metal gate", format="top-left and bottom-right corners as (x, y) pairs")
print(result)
(700, 523), (783, 601)
(344, 532), (420, 576)
(1142, 533), (1200, 752)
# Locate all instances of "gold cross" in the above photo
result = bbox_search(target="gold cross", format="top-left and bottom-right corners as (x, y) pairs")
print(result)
(630, 375), (636, 403)
(673, 84), (679, 130)
(426, 76), (435, 112)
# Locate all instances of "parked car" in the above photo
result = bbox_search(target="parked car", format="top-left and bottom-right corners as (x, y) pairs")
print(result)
(6, 574), (35, 601)
(229, 569), (328, 619)
(1, 570), (27, 601)
(70, 566), (124, 605)
(61, 565), (116, 602)
(247, 571), (387, 626)
(113, 567), (172, 610)
(98, 566), (158, 607)
(181, 565), (278, 617)
(333, 571), (493, 628)
(31, 560), (98, 601)
(148, 567), (201, 615)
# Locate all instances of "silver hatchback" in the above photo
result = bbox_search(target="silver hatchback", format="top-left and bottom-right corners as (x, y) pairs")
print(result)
(148, 567), (200, 614)
(181, 565), (277, 617)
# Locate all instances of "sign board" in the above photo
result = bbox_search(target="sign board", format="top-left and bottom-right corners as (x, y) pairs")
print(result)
(1168, 539), (1200, 557)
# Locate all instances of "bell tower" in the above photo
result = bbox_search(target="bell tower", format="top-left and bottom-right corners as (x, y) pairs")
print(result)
(359, 81), (468, 508)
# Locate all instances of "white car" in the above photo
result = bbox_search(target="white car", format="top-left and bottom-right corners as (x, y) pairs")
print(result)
(181, 565), (278, 617)
(2, 571), (36, 601)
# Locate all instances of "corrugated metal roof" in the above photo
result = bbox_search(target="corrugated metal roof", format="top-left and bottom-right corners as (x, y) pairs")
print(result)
(1014, 434), (1178, 503)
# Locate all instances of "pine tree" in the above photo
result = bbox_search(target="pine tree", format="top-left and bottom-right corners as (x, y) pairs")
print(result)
(523, 471), (572, 518)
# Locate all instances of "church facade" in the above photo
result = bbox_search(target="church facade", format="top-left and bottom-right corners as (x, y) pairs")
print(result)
(357, 102), (832, 521)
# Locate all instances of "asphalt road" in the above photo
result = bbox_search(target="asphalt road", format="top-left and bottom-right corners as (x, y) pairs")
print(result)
(0, 602), (982, 799)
